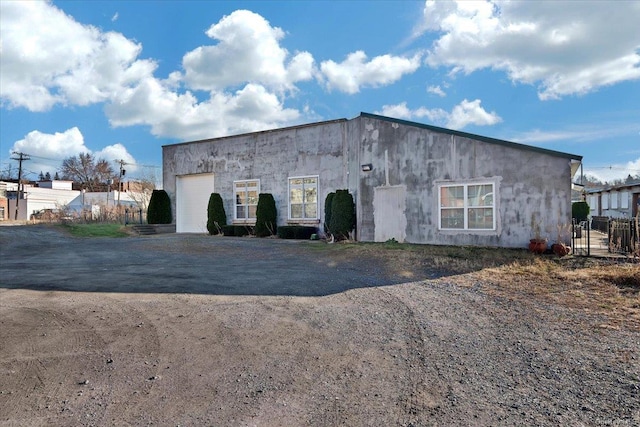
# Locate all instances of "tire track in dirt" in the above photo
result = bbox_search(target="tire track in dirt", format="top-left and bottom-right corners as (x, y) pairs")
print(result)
(0, 305), (108, 425)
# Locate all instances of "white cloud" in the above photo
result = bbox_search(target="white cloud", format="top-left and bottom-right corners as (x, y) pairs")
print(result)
(182, 10), (315, 92)
(0, 1), (157, 111)
(105, 77), (300, 141)
(320, 51), (422, 94)
(420, 0), (640, 99)
(8, 128), (136, 177)
(447, 99), (502, 129)
(377, 99), (501, 130)
(584, 158), (640, 183)
(427, 85), (446, 97)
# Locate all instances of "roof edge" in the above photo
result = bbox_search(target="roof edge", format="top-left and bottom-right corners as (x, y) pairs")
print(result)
(162, 118), (348, 148)
(358, 112), (583, 161)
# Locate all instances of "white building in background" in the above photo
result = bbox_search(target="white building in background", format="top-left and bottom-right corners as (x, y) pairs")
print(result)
(587, 182), (640, 219)
(3, 180), (141, 221)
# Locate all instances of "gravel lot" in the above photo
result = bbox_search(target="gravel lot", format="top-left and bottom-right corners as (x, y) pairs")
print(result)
(1, 225), (638, 426)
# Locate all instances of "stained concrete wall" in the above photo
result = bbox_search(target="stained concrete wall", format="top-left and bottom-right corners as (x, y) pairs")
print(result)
(163, 119), (354, 230)
(163, 114), (580, 248)
(356, 115), (576, 247)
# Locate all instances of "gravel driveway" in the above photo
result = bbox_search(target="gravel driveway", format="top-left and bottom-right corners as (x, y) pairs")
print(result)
(0, 225), (638, 426)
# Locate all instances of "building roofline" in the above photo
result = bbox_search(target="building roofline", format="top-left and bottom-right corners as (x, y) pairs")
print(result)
(162, 112), (583, 162)
(162, 118), (349, 148)
(358, 112), (583, 161)
(586, 181), (640, 193)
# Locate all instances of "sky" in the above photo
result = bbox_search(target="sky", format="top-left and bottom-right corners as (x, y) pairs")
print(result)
(1, 0), (639, 185)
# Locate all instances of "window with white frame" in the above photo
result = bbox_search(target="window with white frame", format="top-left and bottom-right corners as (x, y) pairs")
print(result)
(438, 182), (495, 230)
(234, 180), (259, 221)
(289, 176), (318, 220)
(602, 193), (609, 209)
(621, 191), (629, 209)
(611, 192), (619, 209)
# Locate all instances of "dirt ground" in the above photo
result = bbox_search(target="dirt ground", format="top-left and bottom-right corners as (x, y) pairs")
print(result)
(1, 225), (639, 426)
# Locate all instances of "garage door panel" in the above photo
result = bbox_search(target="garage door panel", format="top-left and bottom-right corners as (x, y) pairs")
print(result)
(176, 174), (214, 233)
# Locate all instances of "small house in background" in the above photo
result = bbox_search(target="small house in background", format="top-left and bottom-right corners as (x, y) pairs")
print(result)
(163, 112), (582, 248)
(587, 182), (640, 219)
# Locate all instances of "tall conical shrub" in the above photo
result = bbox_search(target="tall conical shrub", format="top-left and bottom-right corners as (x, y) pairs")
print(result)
(206, 193), (227, 235)
(255, 193), (277, 237)
(572, 201), (590, 222)
(329, 189), (355, 241)
(147, 189), (172, 224)
(324, 192), (335, 234)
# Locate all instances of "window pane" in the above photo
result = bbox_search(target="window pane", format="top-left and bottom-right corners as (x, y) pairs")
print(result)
(234, 182), (246, 191)
(248, 205), (257, 219)
(441, 186), (464, 207)
(468, 208), (493, 229)
(304, 187), (317, 203)
(304, 203), (317, 218)
(468, 184), (493, 207)
(236, 206), (246, 219)
(291, 204), (303, 219)
(441, 208), (464, 229)
(290, 188), (303, 203)
(247, 190), (258, 205)
(236, 192), (246, 204)
(290, 178), (303, 186)
(304, 177), (317, 185)
(247, 181), (258, 189)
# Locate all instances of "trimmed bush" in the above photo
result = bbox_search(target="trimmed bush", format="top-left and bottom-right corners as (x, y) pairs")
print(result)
(221, 225), (235, 236)
(324, 192), (335, 234)
(147, 190), (172, 224)
(572, 201), (590, 222)
(255, 193), (277, 237)
(277, 225), (317, 240)
(329, 189), (355, 241)
(206, 193), (227, 235)
(221, 225), (253, 237)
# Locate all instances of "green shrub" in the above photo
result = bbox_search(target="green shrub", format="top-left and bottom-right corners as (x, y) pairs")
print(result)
(324, 192), (335, 234)
(147, 190), (172, 224)
(329, 189), (355, 241)
(206, 193), (227, 235)
(572, 201), (590, 222)
(277, 225), (317, 240)
(255, 193), (277, 237)
(221, 225), (253, 237)
(221, 225), (235, 236)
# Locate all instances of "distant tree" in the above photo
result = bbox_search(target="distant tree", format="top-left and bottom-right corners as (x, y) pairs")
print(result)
(44, 171), (51, 181)
(54, 172), (60, 180)
(38, 171), (45, 181)
(0, 164), (16, 180)
(60, 153), (116, 191)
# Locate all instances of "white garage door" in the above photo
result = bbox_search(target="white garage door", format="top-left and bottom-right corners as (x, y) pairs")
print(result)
(176, 173), (214, 233)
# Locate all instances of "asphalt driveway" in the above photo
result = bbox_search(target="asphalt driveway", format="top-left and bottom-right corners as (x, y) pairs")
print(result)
(0, 225), (428, 296)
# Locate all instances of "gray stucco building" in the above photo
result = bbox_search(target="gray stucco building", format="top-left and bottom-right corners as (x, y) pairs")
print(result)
(162, 112), (582, 248)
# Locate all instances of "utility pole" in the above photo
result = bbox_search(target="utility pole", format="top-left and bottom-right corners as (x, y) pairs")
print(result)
(116, 159), (127, 206)
(10, 152), (30, 220)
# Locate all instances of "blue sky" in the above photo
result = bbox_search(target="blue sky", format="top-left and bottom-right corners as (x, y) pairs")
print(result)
(1, 0), (639, 184)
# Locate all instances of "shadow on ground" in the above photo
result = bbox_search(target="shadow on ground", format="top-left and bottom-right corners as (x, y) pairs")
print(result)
(0, 225), (451, 297)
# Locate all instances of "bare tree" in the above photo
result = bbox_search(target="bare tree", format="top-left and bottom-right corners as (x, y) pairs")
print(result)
(60, 153), (116, 191)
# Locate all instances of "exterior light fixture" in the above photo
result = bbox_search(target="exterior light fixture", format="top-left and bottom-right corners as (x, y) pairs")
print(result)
(361, 163), (373, 172)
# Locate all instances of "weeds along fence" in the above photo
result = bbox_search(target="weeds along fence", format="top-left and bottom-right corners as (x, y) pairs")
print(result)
(75, 206), (147, 225)
(608, 217), (638, 256)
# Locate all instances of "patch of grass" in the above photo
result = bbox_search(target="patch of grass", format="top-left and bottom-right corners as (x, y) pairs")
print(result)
(61, 223), (129, 238)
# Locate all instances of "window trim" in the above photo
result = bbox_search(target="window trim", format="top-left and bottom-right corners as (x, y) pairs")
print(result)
(233, 179), (260, 223)
(288, 175), (319, 221)
(437, 181), (496, 231)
